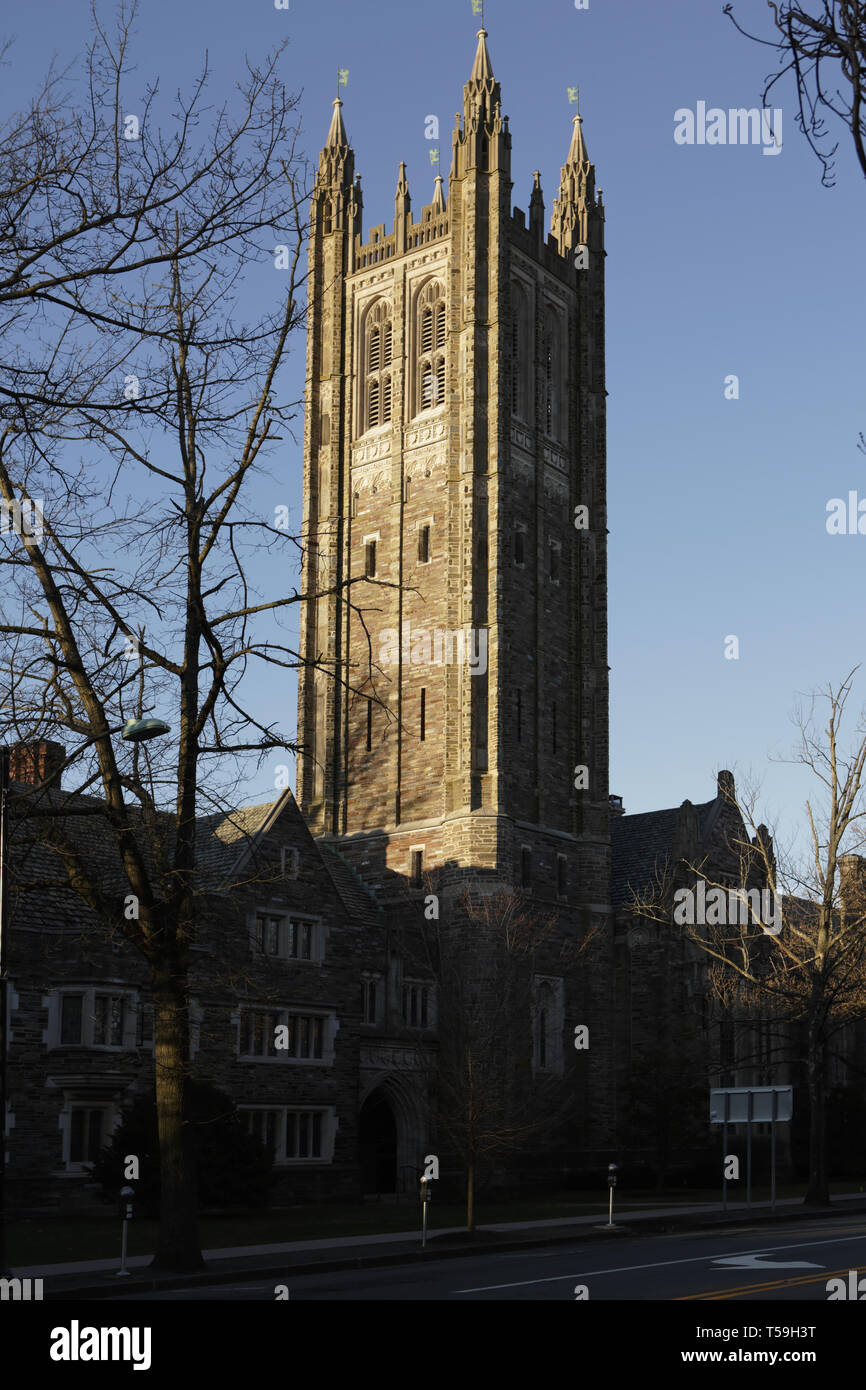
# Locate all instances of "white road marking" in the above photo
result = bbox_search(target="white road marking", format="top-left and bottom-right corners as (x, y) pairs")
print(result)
(453, 1230), (866, 1294)
(711, 1254), (822, 1270)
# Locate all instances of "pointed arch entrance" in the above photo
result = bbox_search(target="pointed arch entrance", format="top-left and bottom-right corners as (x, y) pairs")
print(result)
(359, 1089), (397, 1194)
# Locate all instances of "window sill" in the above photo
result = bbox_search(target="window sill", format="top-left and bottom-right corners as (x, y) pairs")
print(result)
(238, 1056), (333, 1066)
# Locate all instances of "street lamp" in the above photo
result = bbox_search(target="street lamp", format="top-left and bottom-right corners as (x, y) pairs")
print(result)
(121, 718), (171, 743)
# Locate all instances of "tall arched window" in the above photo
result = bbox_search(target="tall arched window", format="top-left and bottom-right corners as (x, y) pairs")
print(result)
(542, 306), (565, 441)
(364, 300), (393, 431)
(532, 977), (564, 1074)
(511, 283), (530, 420)
(416, 281), (446, 414)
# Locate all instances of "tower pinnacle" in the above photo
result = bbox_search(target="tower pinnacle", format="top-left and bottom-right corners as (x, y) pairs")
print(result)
(325, 97), (348, 150)
(470, 28), (494, 83)
(551, 108), (598, 254)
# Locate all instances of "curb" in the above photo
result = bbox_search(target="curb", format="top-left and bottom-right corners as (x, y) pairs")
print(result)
(43, 1198), (866, 1300)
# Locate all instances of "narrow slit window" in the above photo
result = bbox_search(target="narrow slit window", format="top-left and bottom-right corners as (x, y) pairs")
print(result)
(420, 688), (426, 742)
(410, 849), (423, 886)
(418, 524), (430, 563)
(366, 697), (372, 751)
(549, 541), (560, 582)
(521, 847), (532, 890)
(365, 539), (377, 578)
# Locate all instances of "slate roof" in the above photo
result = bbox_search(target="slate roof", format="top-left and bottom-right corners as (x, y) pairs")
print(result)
(316, 842), (383, 931)
(195, 797), (290, 887)
(611, 798), (717, 908)
(7, 779), (380, 937)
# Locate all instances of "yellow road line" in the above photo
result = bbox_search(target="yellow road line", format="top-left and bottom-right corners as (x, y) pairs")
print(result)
(676, 1265), (862, 1301)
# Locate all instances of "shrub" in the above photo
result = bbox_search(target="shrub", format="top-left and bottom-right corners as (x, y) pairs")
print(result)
(89, 1079), (273, 1215)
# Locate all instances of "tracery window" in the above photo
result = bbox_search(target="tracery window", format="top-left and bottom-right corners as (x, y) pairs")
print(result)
(416, 281), (446, 414)
(532, 977), (564, 1074)
(542, 306), (565, 441)
(511, 283), (530, 420)
(365, 300), (393, 430)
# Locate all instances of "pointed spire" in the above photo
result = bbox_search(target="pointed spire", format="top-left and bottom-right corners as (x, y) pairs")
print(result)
(316, 94), (357, 239)
(431, 173), (446, 213)
(394, 161), (411, 251)
(457, 27), (507, 175)
(566, 112), (590, 168)
(551, 108), (598, 255)
(462, 26), (501, 125)
(326, 97), (348, 149)
(529, 170), (545, 245)
(394, 160), (411, 221)
(470, 28), (494, 83)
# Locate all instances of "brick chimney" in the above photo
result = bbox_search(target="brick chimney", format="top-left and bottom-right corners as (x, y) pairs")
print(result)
(839, 854), (866, 918)
(8, 740), (65, 788)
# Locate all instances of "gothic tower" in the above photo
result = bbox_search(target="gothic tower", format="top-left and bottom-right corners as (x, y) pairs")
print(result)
(297, 31), (613, 1150)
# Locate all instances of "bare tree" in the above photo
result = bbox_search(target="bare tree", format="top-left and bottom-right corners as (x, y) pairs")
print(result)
(630, 671), (866, 1204)
(416, 885), (596, 1231)
(0, 4), (373, 1269)
(723, 1), (866, 184)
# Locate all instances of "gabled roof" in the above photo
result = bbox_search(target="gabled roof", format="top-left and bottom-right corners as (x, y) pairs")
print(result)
(195, 791), (296, 887)
(611, 798), (716, 908)
(316, 842), (383, 931)
(8, 777), (381, 940)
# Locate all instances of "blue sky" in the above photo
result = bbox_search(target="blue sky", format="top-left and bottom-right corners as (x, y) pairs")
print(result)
(3, 0), (865, 859)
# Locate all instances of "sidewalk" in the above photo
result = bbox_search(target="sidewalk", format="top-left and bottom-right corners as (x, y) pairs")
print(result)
(18, 1191), (866, 1300)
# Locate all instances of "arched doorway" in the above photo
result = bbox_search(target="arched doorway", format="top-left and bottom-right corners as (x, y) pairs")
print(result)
(359, 1090), (397, 1194)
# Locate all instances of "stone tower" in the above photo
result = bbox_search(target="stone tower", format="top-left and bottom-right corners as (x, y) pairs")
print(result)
(297, 30), (613, 1152)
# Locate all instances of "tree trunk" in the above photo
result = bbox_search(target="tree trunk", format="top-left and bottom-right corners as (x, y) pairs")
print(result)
(466, 1152), (475, 1232)
(151, 958), (203, 1269)
(804, 1024), (830, 1205)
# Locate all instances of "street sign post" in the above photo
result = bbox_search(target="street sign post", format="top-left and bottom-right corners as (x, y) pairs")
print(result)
(709, 1086), (792, 1212)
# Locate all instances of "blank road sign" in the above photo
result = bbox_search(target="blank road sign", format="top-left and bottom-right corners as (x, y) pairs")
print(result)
(709, 1086), (793, 1123)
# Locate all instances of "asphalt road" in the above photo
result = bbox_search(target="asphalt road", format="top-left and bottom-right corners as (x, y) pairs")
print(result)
(105, 1213), (866, 1301)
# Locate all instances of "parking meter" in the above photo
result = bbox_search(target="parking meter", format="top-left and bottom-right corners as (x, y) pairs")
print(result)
(117, 1185), (135, 1277)
(606, 1163), (618, 1227)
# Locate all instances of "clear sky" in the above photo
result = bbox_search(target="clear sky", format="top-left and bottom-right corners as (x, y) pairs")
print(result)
(3, 0), (865, 860)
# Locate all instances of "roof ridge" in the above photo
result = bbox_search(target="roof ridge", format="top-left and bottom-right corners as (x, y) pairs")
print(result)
(318, 842), (383, 915)
(616, 797), (715, 823)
